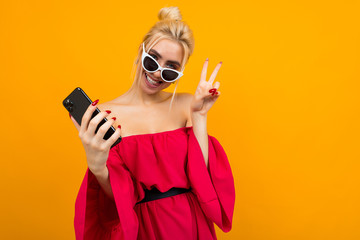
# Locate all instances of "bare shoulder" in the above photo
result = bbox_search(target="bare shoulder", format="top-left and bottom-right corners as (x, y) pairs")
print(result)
(96, 94), (128, 111)
(174, 92), (193, 113)
(96, 99), (123, 114)
(176, 92), (193, 104)
(96, 101), (114, 111)
(175, 92), (193, 127)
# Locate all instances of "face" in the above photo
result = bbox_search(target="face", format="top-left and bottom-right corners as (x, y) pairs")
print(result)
(140, 39), (184, 94)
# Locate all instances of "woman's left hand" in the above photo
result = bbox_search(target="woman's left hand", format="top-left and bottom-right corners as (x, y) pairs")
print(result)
(191, 59), (222, 116)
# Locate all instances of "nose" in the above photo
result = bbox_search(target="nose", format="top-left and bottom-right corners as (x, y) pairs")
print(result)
(153, 69), (161, 79)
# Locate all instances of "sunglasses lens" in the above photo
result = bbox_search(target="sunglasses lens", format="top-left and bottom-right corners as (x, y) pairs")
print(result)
(162, 70), (179, 81)
(143, 56), (158, 72)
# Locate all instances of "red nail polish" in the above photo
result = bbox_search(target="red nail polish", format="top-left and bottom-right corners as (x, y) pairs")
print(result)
(209, 88), (216, 95)
(215, 92), (219, 95)
(91, 99), (99, 106)
(105, 110), (111, 114)
(112, 117), (116, 121)
(118, 125), (121, 129)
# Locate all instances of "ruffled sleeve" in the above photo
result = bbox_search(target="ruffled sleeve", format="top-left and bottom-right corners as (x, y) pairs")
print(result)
(74, 143), (144, 240)
(186, 127), (235, 232)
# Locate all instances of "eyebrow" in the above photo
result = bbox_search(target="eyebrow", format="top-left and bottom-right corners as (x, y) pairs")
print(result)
(149, 49), (181, 67)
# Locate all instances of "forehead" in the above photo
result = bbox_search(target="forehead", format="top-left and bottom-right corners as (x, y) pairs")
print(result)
(150, 39), (184, 63)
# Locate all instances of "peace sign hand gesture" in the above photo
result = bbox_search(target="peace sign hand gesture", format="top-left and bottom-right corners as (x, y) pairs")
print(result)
(191, 59), (222, 116)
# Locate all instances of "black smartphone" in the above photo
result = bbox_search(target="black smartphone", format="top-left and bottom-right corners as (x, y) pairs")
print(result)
(62, 87), (121, 148)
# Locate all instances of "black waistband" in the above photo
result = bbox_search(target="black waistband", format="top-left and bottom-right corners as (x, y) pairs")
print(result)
(136, 187), (191, 205)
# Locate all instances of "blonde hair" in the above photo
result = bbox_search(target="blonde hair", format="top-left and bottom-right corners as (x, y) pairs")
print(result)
(128, 6), (195, 111)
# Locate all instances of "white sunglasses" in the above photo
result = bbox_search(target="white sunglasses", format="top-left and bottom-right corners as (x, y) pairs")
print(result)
(141, 42), (184, 82)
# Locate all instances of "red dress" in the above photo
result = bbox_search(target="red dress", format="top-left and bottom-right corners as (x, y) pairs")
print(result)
(74, 126), (235, 240)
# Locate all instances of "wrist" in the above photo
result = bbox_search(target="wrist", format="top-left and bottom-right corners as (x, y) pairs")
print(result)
(191, 112), (207, 121)
(191, 112), (207, 131)
(90, 165), (108, 178)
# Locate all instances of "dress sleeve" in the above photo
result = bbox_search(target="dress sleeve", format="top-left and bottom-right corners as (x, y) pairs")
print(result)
(74, 143), (144, 240)
(186, 127), (235, 232)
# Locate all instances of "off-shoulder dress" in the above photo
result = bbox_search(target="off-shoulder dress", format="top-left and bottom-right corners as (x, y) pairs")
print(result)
(74, 126), (235, 240)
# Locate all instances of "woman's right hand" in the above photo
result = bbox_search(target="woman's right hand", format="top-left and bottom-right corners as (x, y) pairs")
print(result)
(69, 99), (122, 176)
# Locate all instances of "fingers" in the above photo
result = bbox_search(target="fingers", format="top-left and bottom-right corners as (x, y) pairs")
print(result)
(208, 61), (222, 85)
(93, 116), (118, 142)
(104, 125), (122, 149)
(79, 99), (99, 135)
(208, 81), (220, 97)
(87, 110), (111, 138)
(213, 81), (220, 90)
(200, 58), (209, 82)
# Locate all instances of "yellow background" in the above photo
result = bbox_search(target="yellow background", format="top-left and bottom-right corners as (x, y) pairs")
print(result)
(1, 0), (359, 239)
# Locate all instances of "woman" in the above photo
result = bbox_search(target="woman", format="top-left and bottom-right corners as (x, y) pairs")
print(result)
(70, 6), (235, 240)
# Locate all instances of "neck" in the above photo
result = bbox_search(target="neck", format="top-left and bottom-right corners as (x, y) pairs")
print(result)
(124, 85), (168, 106)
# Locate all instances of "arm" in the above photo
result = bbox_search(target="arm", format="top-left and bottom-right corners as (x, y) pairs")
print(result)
(184, 93), (210, 168)
(92, 166), (115, 201)
(191, 113), (209, 169)
(189, 58), (222, 169)
(69, 101), (120, 202)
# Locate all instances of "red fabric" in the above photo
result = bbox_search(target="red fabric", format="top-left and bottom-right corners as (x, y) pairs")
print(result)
(74, 126), (235, 240)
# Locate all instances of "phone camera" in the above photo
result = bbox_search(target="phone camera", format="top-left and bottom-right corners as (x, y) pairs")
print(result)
(64, 99), (73, 107)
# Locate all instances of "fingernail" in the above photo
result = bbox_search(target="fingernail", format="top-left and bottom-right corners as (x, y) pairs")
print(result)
(215, 91), (219, 95)
(209, 88), (216, 95)
(118, 125), (121, 129)
(206, 58), (209, 61)
(112, 117), (116, 121)
(69, 112), (71, 118)
(219, 61), (222, 64)
(91, 99), (99, 106)
(209, 88), (216, 93)
(105, 110), (111, 114)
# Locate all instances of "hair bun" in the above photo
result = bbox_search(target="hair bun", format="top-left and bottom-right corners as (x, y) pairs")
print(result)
(158, 7), (182, 21)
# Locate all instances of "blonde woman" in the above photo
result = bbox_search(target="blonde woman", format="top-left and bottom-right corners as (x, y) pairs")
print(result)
(70, 6), (235, 240)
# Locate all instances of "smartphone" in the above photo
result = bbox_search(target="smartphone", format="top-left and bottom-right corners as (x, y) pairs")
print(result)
(62, 87), (121, 148)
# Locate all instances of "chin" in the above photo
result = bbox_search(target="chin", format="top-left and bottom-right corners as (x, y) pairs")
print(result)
(141, 71), (170, 94)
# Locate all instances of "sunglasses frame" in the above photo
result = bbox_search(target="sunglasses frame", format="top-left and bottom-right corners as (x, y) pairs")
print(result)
(141, 42), (184, 82)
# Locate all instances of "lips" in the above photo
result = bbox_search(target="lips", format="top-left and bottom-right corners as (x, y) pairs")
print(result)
(144, 72), (162, 88)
